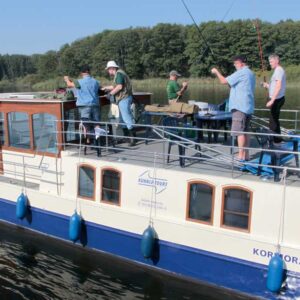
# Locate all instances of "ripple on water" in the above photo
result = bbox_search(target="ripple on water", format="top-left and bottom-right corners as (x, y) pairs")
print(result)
(0, 222), (255, 300)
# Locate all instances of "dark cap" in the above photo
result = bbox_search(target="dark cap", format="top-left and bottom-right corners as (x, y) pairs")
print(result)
(80, 65), (91, 73)
(169, 70), (181, 77)
(232, 55), (247, 63)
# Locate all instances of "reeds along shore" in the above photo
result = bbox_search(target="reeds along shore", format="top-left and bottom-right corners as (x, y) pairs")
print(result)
(1, 64), (299, 94)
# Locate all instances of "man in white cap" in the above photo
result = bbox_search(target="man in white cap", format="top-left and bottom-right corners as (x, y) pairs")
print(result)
(166, 70), (188, 104)
(104, 61), (136, 146)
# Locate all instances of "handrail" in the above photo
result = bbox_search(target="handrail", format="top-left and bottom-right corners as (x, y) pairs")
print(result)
(54, 118), (300, 181)
(1, 116), (300, 185)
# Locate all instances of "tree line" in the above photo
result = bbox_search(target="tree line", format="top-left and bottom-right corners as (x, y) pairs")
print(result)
(0, 20), (299, 81)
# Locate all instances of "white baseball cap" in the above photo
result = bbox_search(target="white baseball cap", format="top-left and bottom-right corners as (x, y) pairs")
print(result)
(105, 61), (119, 69)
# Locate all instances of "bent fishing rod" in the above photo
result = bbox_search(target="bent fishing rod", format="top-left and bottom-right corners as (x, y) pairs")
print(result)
(180, 0), (216, 60)
(180, 0), (236, 69)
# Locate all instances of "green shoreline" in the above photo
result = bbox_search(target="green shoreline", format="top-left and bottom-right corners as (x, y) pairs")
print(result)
(0, 72), (299, 93)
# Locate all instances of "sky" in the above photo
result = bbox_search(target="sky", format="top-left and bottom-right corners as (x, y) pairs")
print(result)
(0, 0), (299, 55)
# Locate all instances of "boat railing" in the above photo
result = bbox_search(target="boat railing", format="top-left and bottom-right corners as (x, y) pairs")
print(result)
(254, 108), (300, 133)
(57, 118), (300, 182)
(1, 117), (299, 184)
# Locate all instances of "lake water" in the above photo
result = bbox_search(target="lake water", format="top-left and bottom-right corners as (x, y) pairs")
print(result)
(141, 84), (300, 110)
(1, 82), (299, 110)
(0, 221), (253, 300)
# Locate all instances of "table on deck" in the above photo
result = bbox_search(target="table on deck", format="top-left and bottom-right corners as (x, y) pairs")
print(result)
(142, 111), (193, 144)
(195, 111), (232, 143)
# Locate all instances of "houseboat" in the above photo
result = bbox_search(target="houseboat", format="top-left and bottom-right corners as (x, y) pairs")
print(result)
(0, 92), (299, 299)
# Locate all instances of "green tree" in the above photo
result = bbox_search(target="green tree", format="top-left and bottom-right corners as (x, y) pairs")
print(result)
(37, 51), (59, 78)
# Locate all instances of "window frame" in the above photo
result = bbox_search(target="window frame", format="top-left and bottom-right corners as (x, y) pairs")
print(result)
(0, 111), (5, 146)
(32, 112), (58, 153)
(7, 111), (32, 150)
(101, 167), (121, 206)
(221, 185), (253, 233)
(77, 164), (96, 201)
(0, 100), (65, 157)
(186, 180), (215, 225)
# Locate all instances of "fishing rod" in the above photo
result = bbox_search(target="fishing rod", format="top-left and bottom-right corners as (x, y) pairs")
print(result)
(180, 0), (216, 59)
(251, 0), (269, 100)
(180, 0), (236, 67)
(253, 18), (266, 82)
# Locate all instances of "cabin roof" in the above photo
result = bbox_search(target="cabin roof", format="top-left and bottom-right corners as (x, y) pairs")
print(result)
(0, 92), (152, 104)
(0, 92), (74, 104)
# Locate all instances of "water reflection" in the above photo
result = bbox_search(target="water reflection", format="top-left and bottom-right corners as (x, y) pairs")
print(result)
(0, 222), (254, 300)
(146, 85), (300, 110)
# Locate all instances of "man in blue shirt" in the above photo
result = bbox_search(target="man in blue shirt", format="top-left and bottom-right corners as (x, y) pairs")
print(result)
(64, 65), (100, 142)
(211, 56), (256, 161)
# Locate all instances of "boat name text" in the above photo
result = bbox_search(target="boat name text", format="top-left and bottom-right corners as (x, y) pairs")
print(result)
(253, 248), (300, 265)
(138, 170), (168, 194)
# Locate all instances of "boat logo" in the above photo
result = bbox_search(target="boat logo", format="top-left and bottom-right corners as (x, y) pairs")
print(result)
(138, 170), (168, 194)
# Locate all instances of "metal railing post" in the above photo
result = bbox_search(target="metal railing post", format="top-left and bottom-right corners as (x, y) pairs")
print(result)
(231, 136), (235, 178)
(162, 126), (166, 167)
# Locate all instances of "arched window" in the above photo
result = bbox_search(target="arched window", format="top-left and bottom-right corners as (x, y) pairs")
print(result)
(187, 181), (215, 224)
(221, 187), (252, 232)
(101, 168), (121, 205)
(78, 165), (95, 200)
(33, 113), (57, 153)
(8, 112), (30, 149)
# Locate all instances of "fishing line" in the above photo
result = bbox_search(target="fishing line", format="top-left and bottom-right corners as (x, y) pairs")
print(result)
(251, 0), (268, 99)
(180, 0), (215, 58)
(181, 0), (236, 67)
(220, 0), (237, 23)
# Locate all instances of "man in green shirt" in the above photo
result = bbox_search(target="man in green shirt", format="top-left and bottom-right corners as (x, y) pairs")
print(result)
(166, 70), (188, 104)
(104, 60), (136, 146)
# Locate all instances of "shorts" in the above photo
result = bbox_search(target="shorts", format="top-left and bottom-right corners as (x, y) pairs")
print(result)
(231, 110), (251, 136)
(79, 106), (100, 122)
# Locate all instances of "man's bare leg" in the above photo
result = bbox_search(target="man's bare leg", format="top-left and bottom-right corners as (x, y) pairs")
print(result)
(237, 134), (249, 160)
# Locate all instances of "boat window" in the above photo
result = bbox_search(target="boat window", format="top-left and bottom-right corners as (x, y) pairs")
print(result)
(187, 182), (214, 224)
(8, 112), (30, 149)
(101, 169), (121, 205)
(64, 108), (79, 143)
(222, 188), (252, 231)
(78, 165), (95, 200)
(0, 112), (4, 145)
(33, 113), (57, 153)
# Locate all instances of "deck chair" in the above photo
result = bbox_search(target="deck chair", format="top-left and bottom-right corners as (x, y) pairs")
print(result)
(93, 125), (116, 157)
(162, 116), (200, 168)
(256, 128), (299, 182)
(80, 119), (115, 157)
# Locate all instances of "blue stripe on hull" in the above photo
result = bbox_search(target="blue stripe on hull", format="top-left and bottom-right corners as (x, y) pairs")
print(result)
(0, 197), (299, 299)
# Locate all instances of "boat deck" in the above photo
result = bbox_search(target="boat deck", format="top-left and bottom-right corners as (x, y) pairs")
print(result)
(63, 129), (300, 187)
